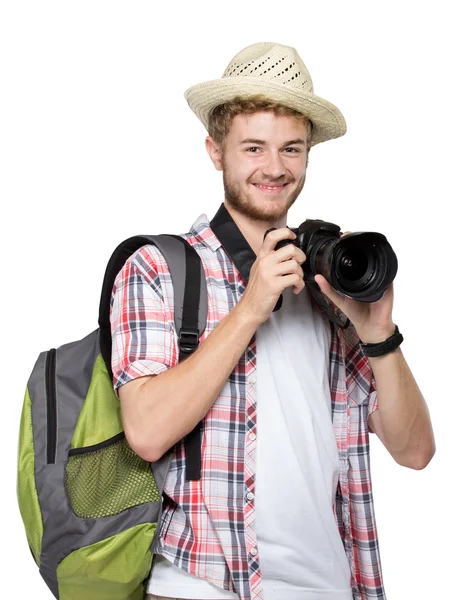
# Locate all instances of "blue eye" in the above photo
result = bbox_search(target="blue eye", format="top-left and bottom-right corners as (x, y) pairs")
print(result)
(284, 147), (300, 153)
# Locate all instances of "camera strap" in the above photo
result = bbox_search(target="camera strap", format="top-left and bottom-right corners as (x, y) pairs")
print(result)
(209, 203), (351, 329)
(305, 279), (351, 329)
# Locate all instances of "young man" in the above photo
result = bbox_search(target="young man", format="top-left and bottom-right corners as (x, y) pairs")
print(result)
(110, 42), (435, 600)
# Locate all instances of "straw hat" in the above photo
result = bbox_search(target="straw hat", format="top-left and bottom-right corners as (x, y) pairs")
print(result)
(184, 42), (347, 147)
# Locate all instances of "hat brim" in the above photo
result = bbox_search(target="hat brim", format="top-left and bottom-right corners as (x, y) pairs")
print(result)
(184, 76), (347, 147)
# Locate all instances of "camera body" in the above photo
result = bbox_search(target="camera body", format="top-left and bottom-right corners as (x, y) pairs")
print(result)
(266, 219), (398, 303)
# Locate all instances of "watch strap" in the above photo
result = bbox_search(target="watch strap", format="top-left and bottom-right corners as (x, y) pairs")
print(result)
(360, 325), (403, 357)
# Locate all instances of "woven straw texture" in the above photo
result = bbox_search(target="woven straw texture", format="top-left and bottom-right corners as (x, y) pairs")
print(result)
(184, 42), (347, 147)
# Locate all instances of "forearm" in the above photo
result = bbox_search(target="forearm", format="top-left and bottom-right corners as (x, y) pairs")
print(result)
(367, 346), (436, 469)
(129, 300), (259, 461)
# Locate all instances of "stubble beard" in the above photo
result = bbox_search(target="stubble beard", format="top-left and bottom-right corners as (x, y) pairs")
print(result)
(222, 159), (307, 223)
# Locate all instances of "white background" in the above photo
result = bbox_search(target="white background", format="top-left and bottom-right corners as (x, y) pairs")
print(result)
(1, 1), (454, 597)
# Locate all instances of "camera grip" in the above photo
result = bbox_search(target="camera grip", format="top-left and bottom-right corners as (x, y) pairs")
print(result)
(263, 227), (297, 251)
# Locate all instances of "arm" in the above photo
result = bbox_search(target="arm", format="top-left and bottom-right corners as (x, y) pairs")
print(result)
(119, 301), (258, 462)
(314, 275), (436, 470)
(110, 244), (260, 462)
(112, 227), (305, 462)
(366, 344), (436, 470)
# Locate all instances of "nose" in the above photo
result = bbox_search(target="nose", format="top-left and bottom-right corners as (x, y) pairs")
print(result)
(262, 151), (286, 180)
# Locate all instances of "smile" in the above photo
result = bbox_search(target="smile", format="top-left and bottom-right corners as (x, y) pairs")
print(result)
(252, 183), (289, 194)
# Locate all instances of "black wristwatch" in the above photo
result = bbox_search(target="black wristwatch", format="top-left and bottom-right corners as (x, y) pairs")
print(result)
(360, 325), (403, 357)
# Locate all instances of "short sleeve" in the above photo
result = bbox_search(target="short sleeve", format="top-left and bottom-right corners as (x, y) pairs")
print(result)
(368, 371), (378, 416)
(342, 322), (379, 424)
(109, 244), (179, 395)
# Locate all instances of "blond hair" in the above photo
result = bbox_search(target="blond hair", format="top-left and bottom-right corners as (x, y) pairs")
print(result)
(208, 94), (313, 153)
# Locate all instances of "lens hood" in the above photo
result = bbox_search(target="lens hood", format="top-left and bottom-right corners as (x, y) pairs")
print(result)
(296, 220), (398, 303)
(330, 232), (398, 302)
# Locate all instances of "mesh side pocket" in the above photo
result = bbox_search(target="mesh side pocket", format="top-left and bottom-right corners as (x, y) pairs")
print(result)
(64, 433), (160, 518)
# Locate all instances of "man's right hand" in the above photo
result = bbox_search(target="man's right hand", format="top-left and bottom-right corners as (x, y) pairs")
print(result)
(238, 227), (307, 327)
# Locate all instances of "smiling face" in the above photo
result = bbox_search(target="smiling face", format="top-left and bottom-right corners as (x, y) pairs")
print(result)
(207, 111), (309, 225)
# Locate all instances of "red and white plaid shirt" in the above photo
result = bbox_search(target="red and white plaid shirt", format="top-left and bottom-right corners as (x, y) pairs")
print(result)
(110, 213), (387, 600)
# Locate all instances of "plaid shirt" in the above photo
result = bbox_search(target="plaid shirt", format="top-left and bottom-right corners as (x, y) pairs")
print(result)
(110, 213), (387, 600)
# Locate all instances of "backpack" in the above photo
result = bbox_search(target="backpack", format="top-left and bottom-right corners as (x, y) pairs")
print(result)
(17, 233), (208, 600)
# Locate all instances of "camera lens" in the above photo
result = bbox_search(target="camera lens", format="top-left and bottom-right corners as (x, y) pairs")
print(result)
(339, 248), (368, 281)
(299, 221), (398, 303)
(333, 240), (378, 293)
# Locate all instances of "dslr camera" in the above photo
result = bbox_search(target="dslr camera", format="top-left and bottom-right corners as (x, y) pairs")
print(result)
(265, 219), (398, 326)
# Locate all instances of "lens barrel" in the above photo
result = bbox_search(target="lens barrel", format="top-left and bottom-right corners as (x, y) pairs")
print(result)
(296, 220), (398, 303)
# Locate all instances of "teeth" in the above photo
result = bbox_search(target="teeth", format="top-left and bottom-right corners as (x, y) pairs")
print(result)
(256, 184), (285, 189)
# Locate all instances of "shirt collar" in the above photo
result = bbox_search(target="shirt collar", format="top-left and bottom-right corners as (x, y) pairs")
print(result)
(189, 203), (257, 286)
(189, 213), (223, 253)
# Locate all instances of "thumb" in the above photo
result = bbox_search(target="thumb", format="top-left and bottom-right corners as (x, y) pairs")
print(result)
(314, 274), (345, 310)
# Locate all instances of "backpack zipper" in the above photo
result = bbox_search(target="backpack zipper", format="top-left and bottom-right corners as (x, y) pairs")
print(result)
(45, 348), (57, 464)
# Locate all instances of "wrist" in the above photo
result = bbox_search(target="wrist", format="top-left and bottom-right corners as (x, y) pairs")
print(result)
(233, 299), (263, 330)
(359, 324), (403, 358)
(358, 323), (396, 344)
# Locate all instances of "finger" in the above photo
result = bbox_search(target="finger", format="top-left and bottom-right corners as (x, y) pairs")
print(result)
(340, 230), (353, 238)
(314, 274), (345, 308)
(275, 243), (306, 264)
(262, 228), (296, 253)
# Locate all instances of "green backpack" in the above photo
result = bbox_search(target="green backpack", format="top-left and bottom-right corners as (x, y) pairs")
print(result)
(17, 233), (208, 600)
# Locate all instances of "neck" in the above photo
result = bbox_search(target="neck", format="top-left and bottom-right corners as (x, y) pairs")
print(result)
(223, 201), (288, 255)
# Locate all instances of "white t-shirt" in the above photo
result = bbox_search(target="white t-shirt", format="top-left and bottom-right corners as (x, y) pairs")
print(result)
(148, 286), (352, 599)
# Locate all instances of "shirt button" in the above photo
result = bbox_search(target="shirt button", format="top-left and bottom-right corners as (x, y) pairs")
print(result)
(249, 432), (256, 441)
(251, 375), (257, 384)
(246, 492), (255, 502)
(250, 547), (258, 556)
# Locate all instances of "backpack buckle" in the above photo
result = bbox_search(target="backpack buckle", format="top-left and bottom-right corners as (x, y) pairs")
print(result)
(178, 328), (200, 354)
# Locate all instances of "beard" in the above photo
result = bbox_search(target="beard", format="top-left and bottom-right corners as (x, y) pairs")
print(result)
(222, 159), (307, 223)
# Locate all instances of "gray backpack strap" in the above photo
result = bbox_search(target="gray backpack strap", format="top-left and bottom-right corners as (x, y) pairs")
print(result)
(155, 234), (207, 480)
(99, 234), (207, 379)
(152, 234), (208, 355)
(98, 233), (207, 480)
(154, 235), (208, 481)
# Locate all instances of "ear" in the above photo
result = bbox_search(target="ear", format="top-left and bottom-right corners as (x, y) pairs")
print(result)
(205, 136), (224, 171)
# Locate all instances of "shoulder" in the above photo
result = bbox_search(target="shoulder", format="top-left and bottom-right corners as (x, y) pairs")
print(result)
(128, 244), (171, 280)
(110, 244), (171, 306)
(111, 224), (220, 300)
